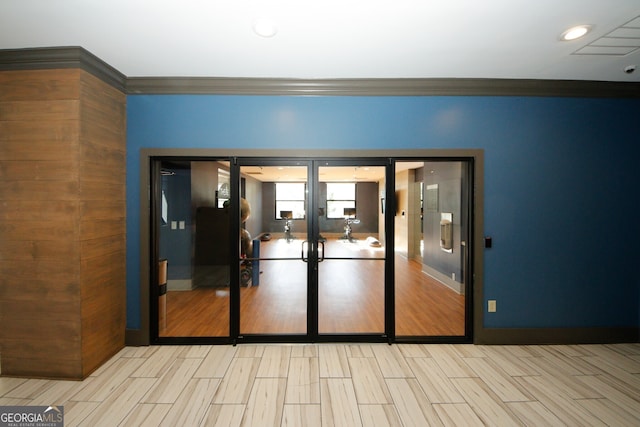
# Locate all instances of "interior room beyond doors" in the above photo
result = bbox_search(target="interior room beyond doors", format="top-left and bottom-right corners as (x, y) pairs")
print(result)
(153, 157), (471, 342)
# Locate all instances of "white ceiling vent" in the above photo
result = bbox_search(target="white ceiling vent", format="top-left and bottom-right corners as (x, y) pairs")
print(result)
(574, 15), (640, 56)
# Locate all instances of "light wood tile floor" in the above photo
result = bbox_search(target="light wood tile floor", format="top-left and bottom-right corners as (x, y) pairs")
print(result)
(1, 343), (639, 426)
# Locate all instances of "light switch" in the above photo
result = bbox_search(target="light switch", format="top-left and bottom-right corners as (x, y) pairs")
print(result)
(179, 221), (185, 230)
(488, 300), (497, 313)
(171, 221), (177, 230)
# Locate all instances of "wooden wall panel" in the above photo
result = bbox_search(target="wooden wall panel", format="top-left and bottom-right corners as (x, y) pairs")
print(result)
(0, 200), (78, 221)
(0, 266), (80, 301)
(0, 120), (80, 146)
(0, 69), (81, 101)
(80, 199), (125, 220)
(0, 68), (126, 379)
(0, 100), (80, 121)
(0, 160), (78, 181)
(0, 69), (82, 378)
(78, 71), (126, 378)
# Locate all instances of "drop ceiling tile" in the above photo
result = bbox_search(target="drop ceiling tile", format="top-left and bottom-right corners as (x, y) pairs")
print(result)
(607, 27), (640, 38)
(591, 37), (640, 47)
(574, 45), (638, 55)
(623, 16), (640, 27)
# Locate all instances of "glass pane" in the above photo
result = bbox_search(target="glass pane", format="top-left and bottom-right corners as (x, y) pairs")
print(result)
(159, 160), (231, 337)
(318, 257), (385, 334)
(318, 165), (386, 334)
(240, 165), (308, 334)
(275, 201), (305, 220)
(276, 182), (306, 200)
(394, 160), (466, 336)
(326, 182), (355, 199)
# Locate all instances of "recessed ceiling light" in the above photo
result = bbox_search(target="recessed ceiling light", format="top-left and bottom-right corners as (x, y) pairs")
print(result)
(560, 25), (593, 41)
(253, 18), (278, 38)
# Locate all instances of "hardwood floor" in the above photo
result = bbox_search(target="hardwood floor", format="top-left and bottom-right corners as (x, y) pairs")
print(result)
(1, 343), (639, 426)
(161, 238), (465, 338)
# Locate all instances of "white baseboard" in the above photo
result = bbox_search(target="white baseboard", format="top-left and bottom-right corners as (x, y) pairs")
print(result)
(421, 264), (464, 295)
(167, 279), (192, 291)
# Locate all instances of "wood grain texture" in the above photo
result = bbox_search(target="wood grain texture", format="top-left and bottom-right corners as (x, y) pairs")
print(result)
(78, 70), (126, 378)
(160, 239), (466, 338)
(0, 68), (126, 379)
(0, 343), (639, 425)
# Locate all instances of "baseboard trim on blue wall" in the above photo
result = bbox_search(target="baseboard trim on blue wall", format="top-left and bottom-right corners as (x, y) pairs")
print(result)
(476, 327), (639, 345)
(125, 329), (149, 347)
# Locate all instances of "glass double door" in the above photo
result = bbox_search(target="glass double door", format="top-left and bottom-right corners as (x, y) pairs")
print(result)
(237, 159), (389, 340)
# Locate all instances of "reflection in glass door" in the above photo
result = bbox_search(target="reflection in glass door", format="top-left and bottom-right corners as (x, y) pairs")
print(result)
(238, 163), (309, 335)
(157, 160), (232, 338)
(394, 160), (469, 337)
(316, 163), (387, 335)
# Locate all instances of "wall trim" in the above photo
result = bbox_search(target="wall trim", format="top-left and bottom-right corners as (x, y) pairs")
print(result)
(2, 46), (640, 98)
(126, 76), (640, 97)
(476, 327), (639, 345)
(125, 329), (147, 347)
(422, 264), (464, 295)
(167, 279), (193, 291)
(0, 46), (126, 92)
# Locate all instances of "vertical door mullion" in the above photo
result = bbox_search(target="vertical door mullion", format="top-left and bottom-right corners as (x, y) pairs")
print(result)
(385, 160), (395, 342)
(464, 159), (474, 340)
(307, 162), (319, 339)
(149, 159), (162, 343)
(229, 159), (241, 341)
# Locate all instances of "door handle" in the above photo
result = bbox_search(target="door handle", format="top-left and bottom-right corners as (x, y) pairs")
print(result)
(301, 240), (310, 262)
(317, 240), (325, 262)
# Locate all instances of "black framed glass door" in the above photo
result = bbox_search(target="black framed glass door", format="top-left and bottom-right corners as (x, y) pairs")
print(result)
(235, 158), (392, 342)
(149, 154), (473, 344)
(315, 161), (389, 338)
(153, 159), (233, 340)
(237, 160), (311, 337)
(393, 159), (473, 341)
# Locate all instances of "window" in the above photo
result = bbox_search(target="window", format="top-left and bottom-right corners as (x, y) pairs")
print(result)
(326, 183), (356, 219)
(275, 182), (306, 219)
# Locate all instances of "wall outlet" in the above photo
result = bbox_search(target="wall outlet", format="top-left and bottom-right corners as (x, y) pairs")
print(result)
(488, 300), (497, 313)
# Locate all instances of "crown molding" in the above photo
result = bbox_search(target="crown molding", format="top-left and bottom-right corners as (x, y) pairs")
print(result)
(2, 46), (640, 97)
(0, 46), (126, 92)
(126, 76), (640, 97)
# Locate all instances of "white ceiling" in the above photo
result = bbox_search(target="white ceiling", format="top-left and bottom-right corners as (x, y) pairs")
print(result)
(1, 1), (640, 82)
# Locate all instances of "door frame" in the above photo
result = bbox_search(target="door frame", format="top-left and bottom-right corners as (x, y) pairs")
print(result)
(133, 149), (484, 346)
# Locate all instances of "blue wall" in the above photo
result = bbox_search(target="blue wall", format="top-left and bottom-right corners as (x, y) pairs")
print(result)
(127, 95), (640, 331)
